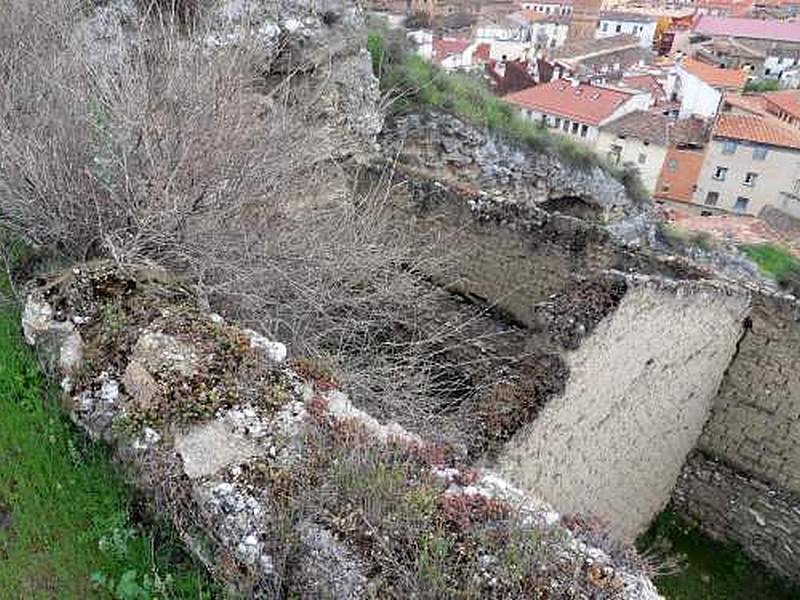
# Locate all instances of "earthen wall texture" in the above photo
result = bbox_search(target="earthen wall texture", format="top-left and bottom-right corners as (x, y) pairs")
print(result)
(496, 282), (749, 541)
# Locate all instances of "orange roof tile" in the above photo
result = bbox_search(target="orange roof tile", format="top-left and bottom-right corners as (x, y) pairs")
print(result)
(763, 89), (800, 120)
(504, 81), (634, 126)
(655, 147), (706, 203)
(682, 58), (747, 90)
(713, 113), (800, 149)
(621, 74), (667, 103)
(432, 38), (472, 64)
(722, 93), (769, 115)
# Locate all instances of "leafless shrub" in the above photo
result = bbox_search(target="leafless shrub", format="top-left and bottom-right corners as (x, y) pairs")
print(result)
(0, 0), (525, 446)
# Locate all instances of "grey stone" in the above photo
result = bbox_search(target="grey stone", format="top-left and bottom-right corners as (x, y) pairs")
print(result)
(175, 419), (264, 479)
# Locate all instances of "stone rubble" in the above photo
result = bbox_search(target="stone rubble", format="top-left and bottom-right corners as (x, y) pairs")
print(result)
(22, 263), (662, 599)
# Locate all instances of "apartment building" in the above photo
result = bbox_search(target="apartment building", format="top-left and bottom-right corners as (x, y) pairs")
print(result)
(692, 113), (800, 217)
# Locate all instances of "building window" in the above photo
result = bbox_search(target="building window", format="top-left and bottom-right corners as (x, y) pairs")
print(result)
(733, 196), (750, 213)
(615, 24), (622, 32)
(580, 124), (588, 137)
(753, 146), (768, 160)
(571, 122), (579, 134)
(744, 172), (758, 186)
(562, 119), (570, 132)
(554, 117), (561, 128)
(705, 191), (719, 206)
(638, 153), (647, 164)
(713, 166), (728, 180)
(601, 22), (608, 32)
(722, 140), (737, 155)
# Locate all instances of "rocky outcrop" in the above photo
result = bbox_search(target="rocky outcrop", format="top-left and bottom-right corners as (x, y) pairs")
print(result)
(382, 111), (636, 216)
(74, 0), (382, 162)
(22, 262), (661, 599)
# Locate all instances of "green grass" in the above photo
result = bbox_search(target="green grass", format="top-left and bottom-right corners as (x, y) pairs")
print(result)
(637, 511), (800, 600)
(740, 243), (800, 282)
(373, 42), (649, 202)
(0, 266), (216, 598)
(744, 79), (780, 93)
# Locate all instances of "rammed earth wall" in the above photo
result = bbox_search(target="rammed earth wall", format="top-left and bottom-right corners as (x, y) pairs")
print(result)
(383, 156), (800, 578)
(496, 280), (750, 541)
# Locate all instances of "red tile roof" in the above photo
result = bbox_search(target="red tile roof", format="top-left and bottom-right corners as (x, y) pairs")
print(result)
(694, 15), (800, 43)
(504, 81), (634, 126)
(621, 74), (667, 103)
(681, 58), (747, 90)
(764, 89), (800, 120)
(722, 93), (769, 115)
(473, 42), (491, 62)
(432, 38), (471, 64)
(713, 113), (800, 149)
(655, 147), (707, 203)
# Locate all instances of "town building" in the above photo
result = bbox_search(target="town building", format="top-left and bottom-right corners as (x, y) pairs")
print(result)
(691, 113), (800, 217)
(763, 89), (800, 127)
(520, 0), (574, 16)
(549, 34), (649, 82)
(693, 0), (755, 16)
(596, 110), (670, 193)
(655, 146), (708, 207)
(430, 38), (491, 70)
(475, 10), (570, 56)
(596, 11), (658, 48)
(568, 0), (603, 42)
(504, 79), (651, 144)
(672, 58), (747, 119)
(692, 15), (800, 82)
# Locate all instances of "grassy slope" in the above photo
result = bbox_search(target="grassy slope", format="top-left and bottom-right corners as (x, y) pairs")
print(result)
(638, 511), (800, 600)
(369, 38), (649, 202)
(0, 280), (215, 598)
(740, 243), (800, 282)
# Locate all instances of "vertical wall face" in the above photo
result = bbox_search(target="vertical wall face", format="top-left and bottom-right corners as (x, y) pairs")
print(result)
(568, 0), (602, 41)
(699, 293), (800, 494)
(495, 282), (749, 541)
(673, 452), (800, 583)
(673, 292), (800, 581)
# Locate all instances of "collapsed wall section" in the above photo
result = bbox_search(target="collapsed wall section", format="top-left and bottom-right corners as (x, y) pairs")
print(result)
(494, 279), (750, 541)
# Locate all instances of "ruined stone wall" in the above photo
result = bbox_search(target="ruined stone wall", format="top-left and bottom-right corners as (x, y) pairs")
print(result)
(386, 111), (800, 573)
(391, 177), (698, 330)
(494, 280), (750, 541)
(21, 263), (662, 599)
(673, 452), (800, 582)
(698, 292), (800, 494)
(669, 291), (800, 580)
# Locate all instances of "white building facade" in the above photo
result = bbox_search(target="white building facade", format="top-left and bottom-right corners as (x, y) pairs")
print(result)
(596, 12), (657, 48)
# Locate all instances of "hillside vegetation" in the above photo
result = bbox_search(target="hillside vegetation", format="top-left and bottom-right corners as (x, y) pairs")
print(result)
(368, 31), (648, 202)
